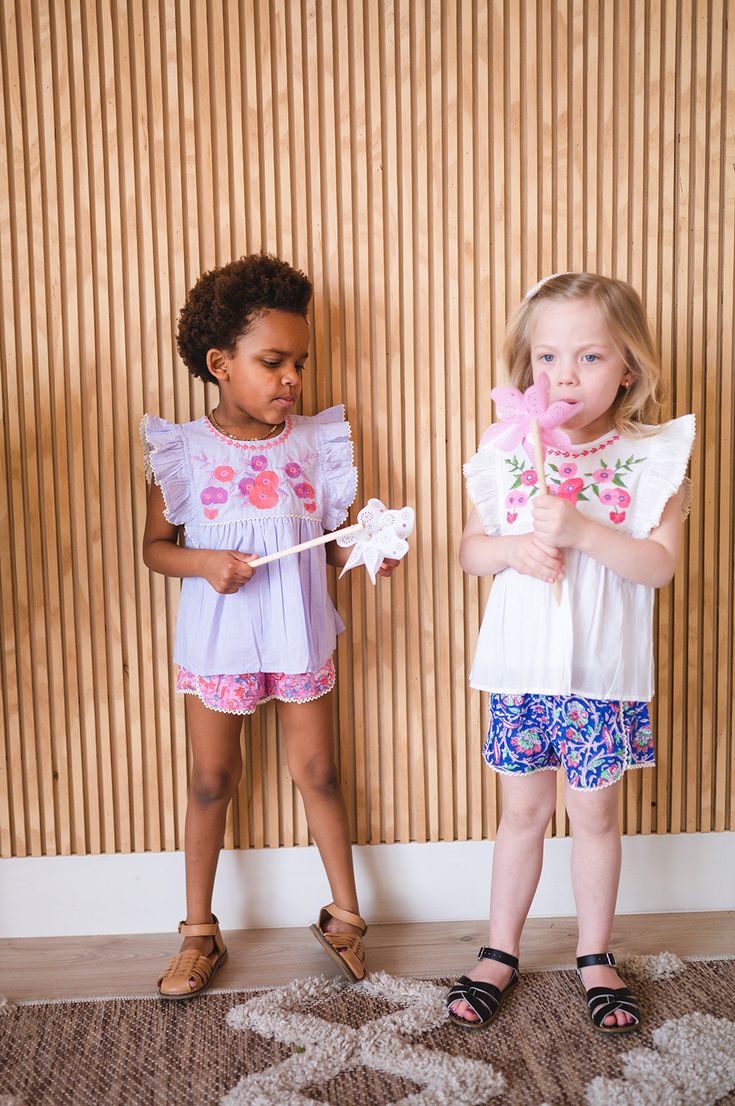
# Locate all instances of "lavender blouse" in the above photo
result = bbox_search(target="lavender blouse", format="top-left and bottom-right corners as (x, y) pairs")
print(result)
(141, 406), (357, 676)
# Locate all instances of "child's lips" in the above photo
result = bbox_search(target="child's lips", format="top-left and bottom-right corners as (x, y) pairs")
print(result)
(275, 395), (296, 408)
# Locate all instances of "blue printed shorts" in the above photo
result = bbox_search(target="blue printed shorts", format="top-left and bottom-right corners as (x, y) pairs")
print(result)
(483, 693), (654, 791)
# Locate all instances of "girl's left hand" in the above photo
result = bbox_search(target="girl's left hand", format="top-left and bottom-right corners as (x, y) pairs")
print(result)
(532, 494), (589, 549)
(377, 557), (401, 577)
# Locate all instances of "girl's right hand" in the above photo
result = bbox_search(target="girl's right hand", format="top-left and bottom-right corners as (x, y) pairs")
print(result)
(506, 533), (564, 583)
(201, 551), (257, 594)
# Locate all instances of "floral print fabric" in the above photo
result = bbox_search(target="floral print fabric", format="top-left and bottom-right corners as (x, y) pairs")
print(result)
(502, 435), (645, 526)
(177, 658), (336, 715)
(484, 693), (654, 790)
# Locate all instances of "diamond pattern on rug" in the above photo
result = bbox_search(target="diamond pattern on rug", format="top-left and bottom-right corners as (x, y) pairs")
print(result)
(222, 970), (506, 1105)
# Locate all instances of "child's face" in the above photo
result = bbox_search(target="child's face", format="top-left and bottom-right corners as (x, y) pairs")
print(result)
(529, 297), (630, 444)
(212, 309), (310, 431)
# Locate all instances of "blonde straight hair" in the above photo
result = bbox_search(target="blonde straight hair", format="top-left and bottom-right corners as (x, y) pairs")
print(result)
(503, 273), (664, 435)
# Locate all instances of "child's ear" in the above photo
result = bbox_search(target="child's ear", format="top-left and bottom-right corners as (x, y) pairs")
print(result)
(207, 348), (230, 382)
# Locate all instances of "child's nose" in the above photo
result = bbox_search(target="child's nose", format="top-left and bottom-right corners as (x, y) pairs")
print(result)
(557, 357), (579, 384)
(281, 364), (300, 385)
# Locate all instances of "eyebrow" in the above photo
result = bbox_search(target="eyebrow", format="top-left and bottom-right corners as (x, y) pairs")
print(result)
(532, 341), (611, 350)
(259, 347), (310, 358)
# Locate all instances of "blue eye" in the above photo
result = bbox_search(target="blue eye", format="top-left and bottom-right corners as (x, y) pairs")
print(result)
(582, 353), (599, 363)
(540, 353), (554, 363)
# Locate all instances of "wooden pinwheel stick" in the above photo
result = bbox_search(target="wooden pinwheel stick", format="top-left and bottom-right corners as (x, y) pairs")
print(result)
(249, 523), (364, 568)
(530, 418), (562, 605)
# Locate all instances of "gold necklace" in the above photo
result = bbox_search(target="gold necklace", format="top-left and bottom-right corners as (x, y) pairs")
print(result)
(209, 408), (284, 442)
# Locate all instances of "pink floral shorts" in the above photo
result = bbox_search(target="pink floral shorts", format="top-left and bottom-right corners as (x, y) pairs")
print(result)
(176, 658), (336, 715)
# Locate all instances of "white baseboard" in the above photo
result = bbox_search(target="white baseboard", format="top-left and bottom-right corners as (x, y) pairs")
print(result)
(1, 832), (733, 938)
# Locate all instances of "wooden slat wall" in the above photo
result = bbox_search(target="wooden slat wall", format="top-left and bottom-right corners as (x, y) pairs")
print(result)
(1, 0), (733, 858)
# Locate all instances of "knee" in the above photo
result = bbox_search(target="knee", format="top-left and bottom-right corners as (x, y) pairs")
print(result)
(291, 754), (339, 797)
(501, 796), (555, 835)
(190, 766), (240, 805)
(567, 798), (620, 837)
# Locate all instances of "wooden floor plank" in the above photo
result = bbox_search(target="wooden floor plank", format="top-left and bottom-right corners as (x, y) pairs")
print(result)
(1, 912), (732, 1002)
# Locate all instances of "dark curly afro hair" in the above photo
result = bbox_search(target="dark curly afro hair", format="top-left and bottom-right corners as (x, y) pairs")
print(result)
(176, 253), (313, 384)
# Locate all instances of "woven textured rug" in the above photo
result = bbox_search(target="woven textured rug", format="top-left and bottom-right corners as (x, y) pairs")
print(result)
(1, 956), (734, 1105)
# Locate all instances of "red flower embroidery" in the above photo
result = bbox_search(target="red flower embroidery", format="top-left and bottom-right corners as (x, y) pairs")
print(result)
(556, 477), (584, 502)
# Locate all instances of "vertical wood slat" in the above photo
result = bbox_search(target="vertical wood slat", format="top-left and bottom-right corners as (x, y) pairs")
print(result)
(1, 0), (733, 858)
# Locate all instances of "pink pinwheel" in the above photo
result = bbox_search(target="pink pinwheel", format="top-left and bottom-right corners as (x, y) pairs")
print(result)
(481, 372), (583, 605)
(480, 372), (583, 459)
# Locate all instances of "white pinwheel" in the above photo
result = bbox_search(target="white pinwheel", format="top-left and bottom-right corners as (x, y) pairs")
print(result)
(336, 498), (415, 584)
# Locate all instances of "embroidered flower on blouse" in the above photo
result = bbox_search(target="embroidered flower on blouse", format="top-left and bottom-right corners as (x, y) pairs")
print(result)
(250, 455), (268, 472)
(247, 471), (280, 510)
(238, 477), (256, 495)
(600, 485), (631, 524)
(285, 462), (302, 477)
(214, 465), (235, 482)
(558, 462), (577, 478)
(201, 486), (228, 505)
(592, 467), (614, 483)
(555, 477), (585, 502)
(294, 481), (316, 500)
(520, 470), (538, 486)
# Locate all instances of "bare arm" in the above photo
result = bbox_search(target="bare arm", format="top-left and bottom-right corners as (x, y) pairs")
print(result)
(142, 481), (256, 594)
(532, 487), (686, 587)
(459, 506), (565, 583)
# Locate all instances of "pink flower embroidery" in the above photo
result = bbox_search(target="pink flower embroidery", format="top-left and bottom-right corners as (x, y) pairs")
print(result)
(201, 486), (228, 505)
(248, 484), (279, 510)
(256, 470), (279, 490)
(304, 501), (317, 513)
(506, 490), (528, 510)
(204, 507), (219, 520)
(609, 510), (627, 524)
(285, 462), (302, 477)
(247, 470), (280, 510)
(556, 477), (584, 502)
(599, 486), (631, 508)
(559, 462), (577, 478)
(592, 467), (614, 483)
(213, 465), (235, 482)
(250, 455), (268, 472)
(294, 481), (316, 499)
(506, 511), (517, 523)
(520, 470), (538, 486)
(238, 477), (256, 495)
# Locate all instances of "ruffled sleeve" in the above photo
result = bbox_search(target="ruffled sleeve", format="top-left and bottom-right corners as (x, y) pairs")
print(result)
(631, 414), (696, 538)
(314, 405), (358, 530)
(140, 414), (196, 526)
(463, 446), (501, 536)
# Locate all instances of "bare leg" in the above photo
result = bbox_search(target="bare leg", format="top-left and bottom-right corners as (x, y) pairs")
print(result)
(277, 693), (360, 936)
(178, 695), (243, 972)
(566, 779), (634, 1027)
(450, 771), (557, 1023)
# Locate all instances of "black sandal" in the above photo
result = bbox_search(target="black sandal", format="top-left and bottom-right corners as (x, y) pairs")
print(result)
(446, 947), (519, 1029)
(576, 952), (641, 1035)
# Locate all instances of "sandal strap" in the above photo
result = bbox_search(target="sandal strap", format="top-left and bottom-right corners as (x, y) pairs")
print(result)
(157, 949), (219, 990)
(319, 902), (367, 934)
(323, 931), (365, 957)
(576, 951), (616, 969)
(584, 985), (640, 1026)
(478, 947), (520, 972)
(178, 914), (220, 938)
(447, 977), (502, 1021)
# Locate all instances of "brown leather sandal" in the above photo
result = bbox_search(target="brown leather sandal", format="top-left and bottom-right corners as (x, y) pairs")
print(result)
(309, 902), (367, 982)
(157, 915), (228, 1000)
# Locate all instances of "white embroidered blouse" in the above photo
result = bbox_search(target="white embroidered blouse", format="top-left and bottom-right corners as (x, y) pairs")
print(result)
(463, 415), (695, 701)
